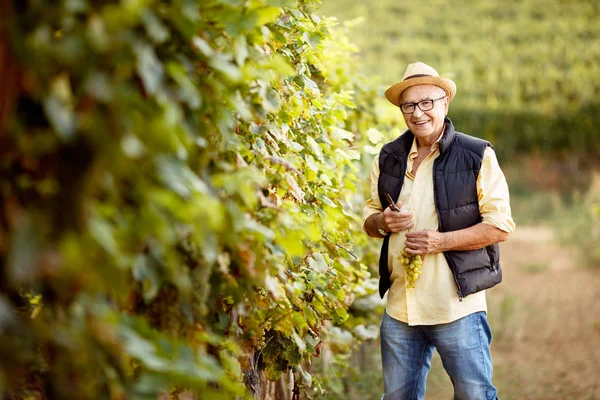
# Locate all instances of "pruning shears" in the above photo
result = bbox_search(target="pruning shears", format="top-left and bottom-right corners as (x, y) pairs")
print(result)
(385, 193), (401, 212)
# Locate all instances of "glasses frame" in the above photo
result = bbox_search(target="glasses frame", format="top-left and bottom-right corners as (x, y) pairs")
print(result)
(399, 95), (447, 114)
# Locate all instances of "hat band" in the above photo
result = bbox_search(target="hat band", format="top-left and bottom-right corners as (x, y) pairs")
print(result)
(404, 74), (433, 81)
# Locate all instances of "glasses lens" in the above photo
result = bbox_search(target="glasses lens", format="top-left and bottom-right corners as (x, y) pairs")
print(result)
(401, 104), (415, 113)
(419, 100), (434, 111)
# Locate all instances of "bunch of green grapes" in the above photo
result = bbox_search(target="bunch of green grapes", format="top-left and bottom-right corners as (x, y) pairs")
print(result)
(397, 249), (423, 288)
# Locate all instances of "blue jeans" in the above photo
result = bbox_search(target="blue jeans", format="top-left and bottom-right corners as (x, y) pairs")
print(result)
(380, 310), (499, 400)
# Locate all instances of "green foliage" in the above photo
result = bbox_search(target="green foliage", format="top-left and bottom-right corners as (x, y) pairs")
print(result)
(259, 330), (304, 381)
(551, 184), (600, 268)
(592, 203), (600, 266)
(1, 0), (390, 398)
(319, 0), (600, 160)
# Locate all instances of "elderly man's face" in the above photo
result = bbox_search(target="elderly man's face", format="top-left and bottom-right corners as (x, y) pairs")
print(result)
(400, 84), (449, 145)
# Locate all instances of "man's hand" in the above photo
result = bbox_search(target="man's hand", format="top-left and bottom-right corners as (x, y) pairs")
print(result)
(380, 201), (414, 233)
(405, 230), (446, 255)
(404, 224), (510, 255)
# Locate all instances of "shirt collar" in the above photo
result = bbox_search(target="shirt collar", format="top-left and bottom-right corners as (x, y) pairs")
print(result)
(409, 131), (444, 159)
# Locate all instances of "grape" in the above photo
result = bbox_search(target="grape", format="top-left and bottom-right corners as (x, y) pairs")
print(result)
(397, 249), (423, 288)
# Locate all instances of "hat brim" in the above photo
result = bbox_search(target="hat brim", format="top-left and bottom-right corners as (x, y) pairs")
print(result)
(385, 76), (456, 107)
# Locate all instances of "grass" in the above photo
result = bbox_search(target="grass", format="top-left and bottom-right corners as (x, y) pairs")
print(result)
(506, 163), (600, 269)
(550, 203), (600, 269)
(487, 293), (524, 345)
(519, 262), (548, 274)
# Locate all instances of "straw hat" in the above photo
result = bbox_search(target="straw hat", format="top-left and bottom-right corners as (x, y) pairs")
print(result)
(385, 62), (456, 107)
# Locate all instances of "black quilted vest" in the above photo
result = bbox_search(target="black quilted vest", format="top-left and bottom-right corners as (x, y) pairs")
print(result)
(377, 117), (501, 300)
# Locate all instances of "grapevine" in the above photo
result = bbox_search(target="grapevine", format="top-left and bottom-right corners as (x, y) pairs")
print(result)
(0, 0), (392, 398)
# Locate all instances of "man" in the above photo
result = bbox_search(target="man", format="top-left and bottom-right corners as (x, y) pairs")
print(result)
(363, 62), (515, 400)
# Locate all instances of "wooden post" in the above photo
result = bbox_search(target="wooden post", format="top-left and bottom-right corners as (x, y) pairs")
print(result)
(274, 375), (287, 400)
(243, 349), (261, 400)
(0, 0), (20, 139)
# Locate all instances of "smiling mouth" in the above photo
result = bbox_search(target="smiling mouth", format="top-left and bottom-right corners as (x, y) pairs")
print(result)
(413, 120), (430, 126)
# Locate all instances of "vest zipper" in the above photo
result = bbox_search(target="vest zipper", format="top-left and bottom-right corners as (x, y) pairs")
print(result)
(433, 158), (464, 302)
(447, 256), (464, 302)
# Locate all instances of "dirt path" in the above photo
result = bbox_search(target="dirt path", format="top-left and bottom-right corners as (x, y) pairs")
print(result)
(426, 225), (600, 400)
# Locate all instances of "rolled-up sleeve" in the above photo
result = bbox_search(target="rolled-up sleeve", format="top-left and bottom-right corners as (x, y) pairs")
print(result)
(477, 147), (516, 233)
(362, 155), (383, 233)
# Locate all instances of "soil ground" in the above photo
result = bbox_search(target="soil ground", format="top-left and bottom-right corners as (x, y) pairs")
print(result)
(425, 225), (600, 400)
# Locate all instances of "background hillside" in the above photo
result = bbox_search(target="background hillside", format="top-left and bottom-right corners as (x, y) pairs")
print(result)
(321, 0), (600, 159)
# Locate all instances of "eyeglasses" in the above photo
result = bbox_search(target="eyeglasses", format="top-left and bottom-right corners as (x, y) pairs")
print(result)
(399, 96), (447, 114)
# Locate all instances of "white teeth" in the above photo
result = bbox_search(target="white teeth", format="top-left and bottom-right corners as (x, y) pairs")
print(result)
(414, 120), (429, 125)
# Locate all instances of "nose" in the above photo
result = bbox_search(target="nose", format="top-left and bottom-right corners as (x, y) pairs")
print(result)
(412, 106), (424, 118)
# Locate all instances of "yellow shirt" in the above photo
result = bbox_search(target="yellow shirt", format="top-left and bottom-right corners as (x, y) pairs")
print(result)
(362, 134), (515, 326)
